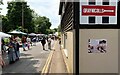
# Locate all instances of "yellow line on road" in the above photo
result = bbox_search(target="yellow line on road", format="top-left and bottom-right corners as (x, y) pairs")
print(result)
(41, 41), (57, 75)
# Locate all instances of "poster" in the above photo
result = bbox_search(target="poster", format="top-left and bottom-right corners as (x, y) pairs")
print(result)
(88, 39), (107, 53)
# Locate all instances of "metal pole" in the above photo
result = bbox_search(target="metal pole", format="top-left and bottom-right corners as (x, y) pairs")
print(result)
(22, 2), (24, 32)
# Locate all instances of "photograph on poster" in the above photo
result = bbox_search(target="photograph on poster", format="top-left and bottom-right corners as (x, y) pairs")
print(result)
(88, 39), (107, 53)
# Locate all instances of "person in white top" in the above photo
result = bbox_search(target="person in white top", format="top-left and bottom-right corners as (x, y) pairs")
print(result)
(27, 37), (31, 50)
(48, 37), (52, 50)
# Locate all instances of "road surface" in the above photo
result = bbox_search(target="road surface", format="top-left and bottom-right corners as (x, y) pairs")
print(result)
(2, 41), (53, 75)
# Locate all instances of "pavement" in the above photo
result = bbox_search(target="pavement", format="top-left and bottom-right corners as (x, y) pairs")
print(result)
(1, 41), (54, 75)
(48, 40), (68, 74)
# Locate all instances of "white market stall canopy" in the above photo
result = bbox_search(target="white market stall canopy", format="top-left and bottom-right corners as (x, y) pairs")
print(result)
(0, 32), (11, 38)
(28, 33), (36, 36)
(8, 30), (27, 35)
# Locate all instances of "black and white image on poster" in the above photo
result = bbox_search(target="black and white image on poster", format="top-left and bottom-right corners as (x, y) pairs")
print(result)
(88, 39), (107, 53)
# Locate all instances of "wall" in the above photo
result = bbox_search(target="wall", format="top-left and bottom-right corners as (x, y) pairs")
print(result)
(61, 30), (74, 73)
(118, 30), (120, 74)
(79, 29), (118, 73)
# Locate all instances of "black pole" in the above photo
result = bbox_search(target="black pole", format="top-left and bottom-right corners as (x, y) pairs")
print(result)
(73, 2), (80, 75)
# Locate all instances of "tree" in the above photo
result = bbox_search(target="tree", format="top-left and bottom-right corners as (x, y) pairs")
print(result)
(0, 0), (3, 5)
(58, 25), (61, 32)
(2, 15), (9, 32)
(0, 0), (3, 31)
(6, 1), (35, 33)
(34, 16), (51, 34)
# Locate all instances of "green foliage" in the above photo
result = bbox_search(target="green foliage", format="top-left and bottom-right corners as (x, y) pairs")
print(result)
(2, 1), (34, 33)
(53, 28), (58, 32)
(0, 0), (3, 5)
(2, 1), (52, 34)
(34, 16), (51, 34)
(58, 25), (61, 32)
(2, 16), (10, 32)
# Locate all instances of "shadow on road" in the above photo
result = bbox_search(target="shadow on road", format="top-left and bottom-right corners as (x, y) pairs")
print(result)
(2, 52), (41, 74)
(1, 42), (52, 74)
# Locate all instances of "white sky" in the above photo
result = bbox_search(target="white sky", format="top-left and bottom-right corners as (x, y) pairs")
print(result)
(0, 0), (60, 29)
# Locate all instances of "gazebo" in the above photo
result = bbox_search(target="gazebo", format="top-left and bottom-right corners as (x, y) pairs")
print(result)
(8, 30), (27, 35)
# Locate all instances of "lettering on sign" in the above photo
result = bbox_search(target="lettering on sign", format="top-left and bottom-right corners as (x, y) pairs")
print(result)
(82, 5), (116, 16)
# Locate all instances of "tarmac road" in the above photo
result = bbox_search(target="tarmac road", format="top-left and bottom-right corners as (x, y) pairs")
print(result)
(2, 41), (52, 75)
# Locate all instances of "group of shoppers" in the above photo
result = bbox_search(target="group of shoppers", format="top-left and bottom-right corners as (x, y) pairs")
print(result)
(1, 36), (20, 65)
(41, 36), (54, 50)
(1, 36), (31, 66)
(21, 36), (32, 51)
(8, 37), (20, 64)
(0, 35), (56, 67)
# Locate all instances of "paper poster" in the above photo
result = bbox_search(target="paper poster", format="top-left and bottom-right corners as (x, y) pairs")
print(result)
(88, 39), (107, 53)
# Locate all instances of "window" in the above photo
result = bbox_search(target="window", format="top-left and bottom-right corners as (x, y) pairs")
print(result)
(102, 0), (109, 24)
(88, 0), (95, 24)
(89, 0), (95, 5)
(89, 17), (95, 23)
(102, 0), (109, 5)
(102, 17), (109, 23)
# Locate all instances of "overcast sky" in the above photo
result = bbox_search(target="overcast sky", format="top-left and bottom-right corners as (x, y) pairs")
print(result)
(0, 0), (60, 29)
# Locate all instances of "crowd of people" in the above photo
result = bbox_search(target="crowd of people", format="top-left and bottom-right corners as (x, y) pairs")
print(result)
(2, 36), (21, 65)
(0, 35), (59, 67)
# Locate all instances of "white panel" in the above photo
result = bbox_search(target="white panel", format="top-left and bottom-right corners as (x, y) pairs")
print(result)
(80, 1), (88, 24)
(80, 16), (89, 24)
(109, 16), (117, 24)
(109, 0), (117, 24)
(109, 1), (117, 6)
(96, 16), (102, 24)
(96, 0), (102, 24)
(110, 0), (117, 2)
(96, 0), (103, 5)
(80, 0), (89, 2)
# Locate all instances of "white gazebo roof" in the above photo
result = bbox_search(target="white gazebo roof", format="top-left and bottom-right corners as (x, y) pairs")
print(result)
(8, 30), (27, 35)
(0, 32), (11, 38)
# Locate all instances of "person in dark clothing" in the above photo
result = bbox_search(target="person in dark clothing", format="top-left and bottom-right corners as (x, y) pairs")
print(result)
(97, 40), (107, 53)
(21, 36), (26, 51)
(8, 38), (16, 64)
(41, 37), (46, 50)
(14, 39), (20, 61)
(2, 39), (6, 54)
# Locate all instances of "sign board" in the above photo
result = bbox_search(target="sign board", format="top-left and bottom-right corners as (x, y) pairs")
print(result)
(82, 5), (116, 16)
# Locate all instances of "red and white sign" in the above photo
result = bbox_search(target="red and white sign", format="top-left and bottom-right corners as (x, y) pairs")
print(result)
(82, 5), (116, 16)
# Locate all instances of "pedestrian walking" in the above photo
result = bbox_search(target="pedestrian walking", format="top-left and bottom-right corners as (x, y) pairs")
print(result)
(41, 37), (46, 50)
(14, 39), (20, 61)
(48, 37), (52, 50)
(32, 37), (36, 46)
(2, 39), (6, 55)
(8, 38), (16, 64)
(27, 37), (31, 50)
(59, 37), (61, 45)
(21, 36), (27, 51)
(30, 37), (33, 46)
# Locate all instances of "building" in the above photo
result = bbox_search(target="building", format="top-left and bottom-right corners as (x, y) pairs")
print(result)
(59, 0), (120, 74)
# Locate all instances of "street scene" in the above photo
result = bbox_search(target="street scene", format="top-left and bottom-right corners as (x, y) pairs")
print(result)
(1, 0), (119, 74)
(0, 0), (69, 75)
